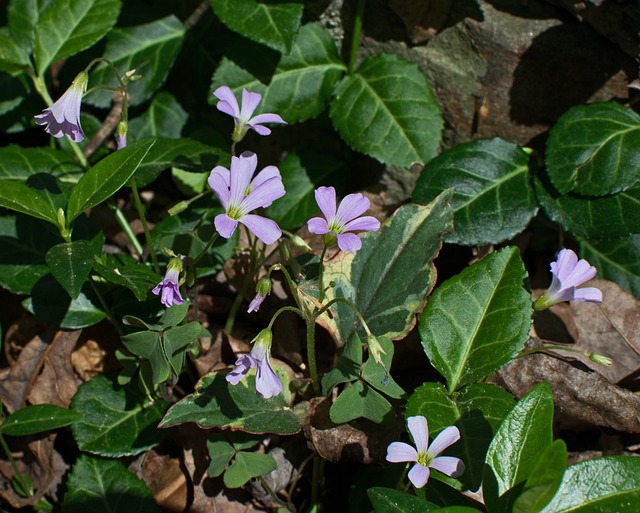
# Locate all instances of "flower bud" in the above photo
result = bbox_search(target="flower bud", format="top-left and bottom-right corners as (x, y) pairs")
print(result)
(589, 353), (613, 367)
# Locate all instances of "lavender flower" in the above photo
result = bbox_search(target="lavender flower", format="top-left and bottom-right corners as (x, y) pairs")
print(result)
(533, 249), (602, 310)
(386, 416), (465, 488)
(247, 277), (272, 313)
(213, 86), (286, 143)
(34, 71), (88, 142)
(208, 152), (285, 245)
(226, 329), (282, 399)
(152, 259), (184, 308)
(307, 186), (380, 253)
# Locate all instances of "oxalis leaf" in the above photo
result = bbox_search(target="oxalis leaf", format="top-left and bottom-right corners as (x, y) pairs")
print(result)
(330, 53), (443, 168)
(546, 102), (640, 196)
(413, 138), (537, 245)
(71, 374), (168, 456)
(159, 366), (309, 435)
(318, 191), (453, 347)
(537, 456), (640, 513)
(62, 455), (158, 513)
(210, 0), (303, 54)
(419, 246), (531, 392)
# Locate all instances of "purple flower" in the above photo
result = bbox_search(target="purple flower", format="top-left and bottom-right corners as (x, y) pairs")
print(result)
(247, 277), (272, 313)
(247, 293), (266, 313)
(208, 152), (285, 245)
(307, 186), (380, 253)
(213, 86), (286, 142)
(534, 249), (602, 310)
(34, 71), (88, 143)
(386, 416), (465, 488)
(152, 260), (184, 308)
(226, 329), (282, 399)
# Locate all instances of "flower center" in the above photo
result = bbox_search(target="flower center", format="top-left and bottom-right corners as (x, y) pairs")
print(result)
(327, 219), (344, 234)
(416, 451), (432, 467)
(227, 204), (243, 220)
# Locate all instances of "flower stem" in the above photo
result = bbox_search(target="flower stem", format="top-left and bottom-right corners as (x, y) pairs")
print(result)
(110, 203), (144, 258)
(257, 475), (292, 511)
(89, 277), (122, 335)
(0, 433), (31, 498)
(317, 245), (328, 303)
(128, 177), (160, 274)
(189, 233), (219, 268)
(348, 0), (367, 74)
(306, 317), (321, 396)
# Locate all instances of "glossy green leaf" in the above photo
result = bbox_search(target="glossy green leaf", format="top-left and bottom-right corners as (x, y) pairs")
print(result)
(413, 138), (537, 245)
(1, 404), (81, 436)
(264, 151), (345, 230)
(159, 369), (309, 435)
(66, 138), (155, 223)
(538, 456), (640, 513)
(93, 254), (161, 301)
(23, 274), (106, 328)
(211, 23), (345, 123)
(207, 441), (236, 478)
(83, 16), (185, 108)
(419, 246), (531, 392)
(362, 336), (405, 399)
(0, 32), (31, 72)
(128, 92), (187, 141)
(368, 487), (440, 512)
(7, 0), (39, 50)
(406, 382), (515, 491)
(0, 180), (59, 225)
(330, 53), (443, 167)
(330, 380), (393, 424)
(578, 236), (640, 298)
(34, 0), (121, 75)
(0, 215), (60, 295)
(223, 452), (276, 488)
(45, 241), (96, 299)
(320, 192), (453, 346)
(534, 177), (640, 239)
(210, 0), (303, 53)
(0, 145), (83, 183)
(546, 102), (640, 196)
(321, 332), (363, 396)
(71, 374), (168, 456)
(62, 455), (158, 513)
(483, 383), (554, 513)
(513, 440), (567, 513)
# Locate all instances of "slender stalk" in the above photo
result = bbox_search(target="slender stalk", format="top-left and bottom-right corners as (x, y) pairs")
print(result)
(129, 177), (160, 274)
(348, 0), (366, 74)
(306, 317), (321, 395)
(225, 286), (246, 334)
(89, 278), (122, 335)
(310, 455), (323, 507)
(395, 463), (410, 490)
(110, 203), (144, 257)
(0, 434), (31, 498)
(317, 245), (329, 303)
(189, 233), (219, 268)
(257, 475), (292, 511)
(266, 306), (304, 331)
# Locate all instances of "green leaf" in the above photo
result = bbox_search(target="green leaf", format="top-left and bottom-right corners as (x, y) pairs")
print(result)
(23, 274), (106, 328)
(0, 145), (83, 183)
(206, 439), (236, 477)
(129, 91), (187, 141)
(93, 254), (161, 301)
(71, 374), (168, 456)
(483, 383), (554, 513)
(34, 0), (122, 75)
(419, 246), (531, 392)
(45, 241), (96, 299)
(362, 336), (405, 399)
(406, 382), (515, 492)
(211, 24), (345, 124)
(368, 487), (440, 513)
(83, 16), (185, 108)
(330, 53), (443, 167)
(413, 138), (537, 245)
(7, 0), (39, 50)
(321, 332), (363, 395)
(320, 192), (453, 346)
(578, 236), (640, 298)
(546, 102), (640, 196)
(538, 456), (640, 513)
(534, 176), (640, 239)
(0, 215), (60, 295)
(223, 452), (276, 488)
(329, 381), (393, 424)
(513, 440), (567, 513)
(1, 404), (81, 436)
(0, 180), (59, 225)
(62, 455), (158, 513)
(66, 138), (155, 223)
(264, 151), (345, 230)
(210, 0), (303, 53)
(159, 370), (309, 435)
(0, 32), (31, 72)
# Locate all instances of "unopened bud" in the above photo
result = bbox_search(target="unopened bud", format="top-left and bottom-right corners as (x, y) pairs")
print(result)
(168, 200), (190, 216)
(289, 233), (312, 252)
(589, 353), (613, 367)
(256, 277), (272, 297)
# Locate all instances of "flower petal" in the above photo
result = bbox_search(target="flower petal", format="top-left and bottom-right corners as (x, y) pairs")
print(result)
(240, 89), (262, 123)
(307, 217), (330, 235)
(250, 165), (281, 191)
(214, 214), (238, 239)
(241, 176), (285, 213)
(408, 463), (430, 488)
(573, 287), (602, 302)
(427, 426), (460, 457)
(238, 151), (258, 173)
(551, 249), (578, 282)
(255, 356), (283, 398)
(208, 166), (231, 208)
(407, 416), (429, 454)
(248, 124), (271, 136)
(561, 259), (597, 289)
(247, 293), (266, 313)
(430, 456), (465, 478)
(226, 354), (255, 385)
(213, 86), (240, 118)
(335, 193), (371, 225)
(385, 442), (418, 463)
(314, 186), (337, 221)
(228, 156), (254, 208)
(343, 215), (380, 233)
(250, 113), (286, 125)
(240, 214), (282, 245)
(336, 232), (362, 253)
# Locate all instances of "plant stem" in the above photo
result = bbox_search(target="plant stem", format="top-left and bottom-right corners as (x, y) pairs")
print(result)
(317, 245), (328, 303)
(257, 475), (292, 511)
(110, 203), (144, 258)
(129, 177), (160, 274)
(189, 233), (219, 268)
(0, 433), (31, 498)
(306, 317), (321, 395)
(348, 0), (366, 74)
(89, 278), (122, 335)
